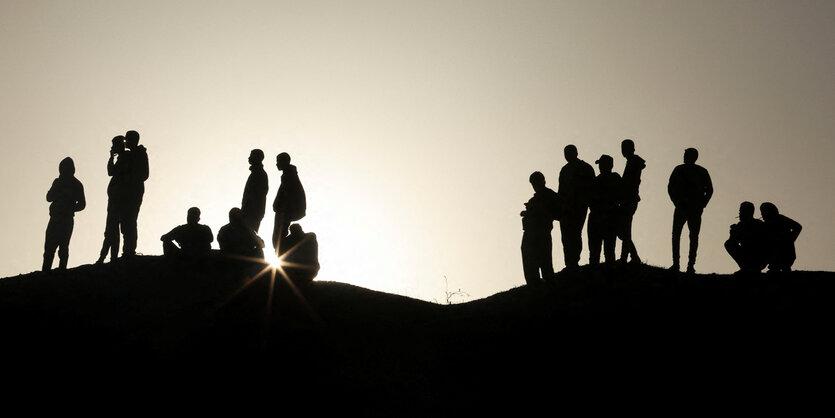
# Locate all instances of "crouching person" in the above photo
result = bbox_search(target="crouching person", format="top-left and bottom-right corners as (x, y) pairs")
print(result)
(218, 207), (265, 259)
(278, 223), (320, 284)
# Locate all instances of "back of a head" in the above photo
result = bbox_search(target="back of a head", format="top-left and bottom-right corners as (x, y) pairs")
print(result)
(59, 157), (75, 177)
(125, 130), (140, 147)
(187, 207), (201, 224)
(112, 136), (125, 150)
(289, 223), (304, 235)
(739, 201), (755, 219)
(564, 144), (578, 162)
(760, 202), (779, 219)
(529, 171), (546, 187)
(229, 207), (243, 223)
(684, 148), (699, 164)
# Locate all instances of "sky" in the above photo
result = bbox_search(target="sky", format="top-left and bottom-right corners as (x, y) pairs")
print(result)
(1, 0), (833, 302)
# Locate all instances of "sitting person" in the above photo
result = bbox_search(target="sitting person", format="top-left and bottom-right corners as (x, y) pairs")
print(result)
(160, 207), (214, 257)
(218, 207), (265, 259)
(724, 202), (767, 273)
(760, 202), (802, 273)
(278, 223), (320, 284)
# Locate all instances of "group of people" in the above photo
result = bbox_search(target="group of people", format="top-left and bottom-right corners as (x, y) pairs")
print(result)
(520, 140), (802, 285)
(520, 141), (647, 284)
(155, 149), (319, 283)
(41, 136), (319, 284)
(42, 130), (148, 271)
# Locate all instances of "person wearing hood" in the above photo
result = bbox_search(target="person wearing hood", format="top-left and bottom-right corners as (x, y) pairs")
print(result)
(272, 152), (306, 252)
(43, 157), (86, 271)
(241, 149), (269, 233)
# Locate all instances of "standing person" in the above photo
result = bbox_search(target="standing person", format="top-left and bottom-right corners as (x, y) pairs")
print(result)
(588, 155), (621, 265)
(668, 148), (713, 274)
(96, 136), (125, 264)
(617, 139), (645, 264)
(272, 152), (306, 252)
(119, 130), (149, 257)
(557, 144), (595, 269)
(43, 157), (86, 271)
(241, 149), (269, 233)
(520, 171), (561, 285)
(760, 202), (802, 273)
(724, 202), (768, 274)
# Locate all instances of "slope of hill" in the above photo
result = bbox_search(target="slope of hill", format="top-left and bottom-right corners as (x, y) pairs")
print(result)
(2, 256), (833, 414)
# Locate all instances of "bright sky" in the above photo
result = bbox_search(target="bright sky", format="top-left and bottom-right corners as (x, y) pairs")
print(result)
(1, 0), (833, 302)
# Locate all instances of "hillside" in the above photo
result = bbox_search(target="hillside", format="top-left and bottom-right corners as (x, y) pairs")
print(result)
(2, 256), (834, 414)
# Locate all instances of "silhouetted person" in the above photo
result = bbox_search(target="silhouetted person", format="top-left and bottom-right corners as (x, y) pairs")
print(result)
(617, 139), (645, 264)
(557, 145), (595, 269)
(668, 148), (713, 274)
(241, 149), (269, 233)
(119, 130), (149, 257)
(43, 157), (86, 271)
(760, 202), (802, 273)
(724, 202), (767, 274)
(219, 207), (265, 259)
(588, 155), (621, 265)
(96, 135), (125, 264)
(161, 207), (214, 257)
(272, 152), (306, 251)
(278, 223), (320, 284)
(520, 171), (561, 285)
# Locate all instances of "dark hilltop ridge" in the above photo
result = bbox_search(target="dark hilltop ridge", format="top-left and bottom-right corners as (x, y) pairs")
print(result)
(2, 256), (834, 414)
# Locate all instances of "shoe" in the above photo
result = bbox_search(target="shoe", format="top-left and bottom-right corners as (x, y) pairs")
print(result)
(668, 263), (680, 272)
(630, 257), (642, 265)
(686, 265), (695, 274)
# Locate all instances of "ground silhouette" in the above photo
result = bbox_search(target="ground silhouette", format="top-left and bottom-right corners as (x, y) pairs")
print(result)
(2, 258), (833, 414)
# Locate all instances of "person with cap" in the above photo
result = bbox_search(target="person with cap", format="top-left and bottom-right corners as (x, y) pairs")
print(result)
(667, 148), (713, 274)
(520, 171), (561, 285)
(617, 139), (646, 265)
(588, 155), (621, 265)
(557, 144), (595, 269)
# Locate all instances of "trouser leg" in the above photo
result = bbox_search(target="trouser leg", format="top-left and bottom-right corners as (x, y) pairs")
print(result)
(588, 214), (601, 265)
(687, 210), (702, 268)
(672, 208), (686, 266)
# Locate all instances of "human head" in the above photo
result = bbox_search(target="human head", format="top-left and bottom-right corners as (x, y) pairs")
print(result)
(276, 152), (291, 170)
(684, 148), (699, 164)
(621, 139), (635, 158)
(289, 223), (304, 235)
(111, 136), (125, 153)
(187, 207), (201, 225)
(760, 202), (779, 222)
(529, 171), (546, 192)
(563, 145), (578, 163)
(229, 207), (244, 224)
(249, 149), (264, 165)
(595, 154), (613, 174)
(739, 201), (755, 221)
(125, 130), (140, 148)
(58, 157), (75, 177)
